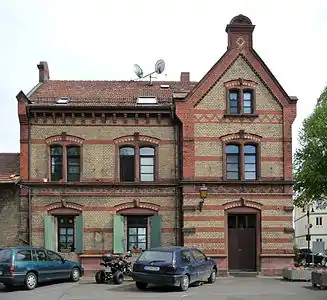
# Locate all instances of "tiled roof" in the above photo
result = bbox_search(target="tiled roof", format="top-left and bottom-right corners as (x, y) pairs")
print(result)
(29, 80), (198, 106)
(0, 153), (20, 183)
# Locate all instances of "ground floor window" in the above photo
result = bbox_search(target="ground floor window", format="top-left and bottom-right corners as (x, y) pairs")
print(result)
(127, 216), (148, 251)
(57, 215), (75, 252)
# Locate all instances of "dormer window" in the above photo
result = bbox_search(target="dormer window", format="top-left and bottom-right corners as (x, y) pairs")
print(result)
(224, 79), (257, 116)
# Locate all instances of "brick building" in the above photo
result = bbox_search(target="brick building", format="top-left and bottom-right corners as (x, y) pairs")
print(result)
(0, 153), (23, 246)
(15, 15), (297, 275)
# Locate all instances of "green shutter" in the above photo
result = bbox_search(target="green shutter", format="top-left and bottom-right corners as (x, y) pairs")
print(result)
(150, 215), (162, 248)
(75, 215), (84, 253)
(113, 215), (125, 254)
(44, 215), (55, 251)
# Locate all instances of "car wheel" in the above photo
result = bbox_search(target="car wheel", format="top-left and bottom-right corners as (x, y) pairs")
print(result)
(24, 272), (38, 290)
(208, 269), (216, 283)
(298, 258), (306, 266)
(70, 268), (81, 282)
(180, 275), (189, 291)
(136, 281), (148, 290)
(113, 271), (124, 284)
(95, 270), (105, 284)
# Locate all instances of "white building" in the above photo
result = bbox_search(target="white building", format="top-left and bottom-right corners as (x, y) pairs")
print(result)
(294, 200), (327, 249)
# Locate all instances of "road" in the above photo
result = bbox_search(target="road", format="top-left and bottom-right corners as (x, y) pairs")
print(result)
(0, 277), (326, 300)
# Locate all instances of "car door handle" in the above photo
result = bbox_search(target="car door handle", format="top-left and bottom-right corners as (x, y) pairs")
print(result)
(238, 249), (242, 252)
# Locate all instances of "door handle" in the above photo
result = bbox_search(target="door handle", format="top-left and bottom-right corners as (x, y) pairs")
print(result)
(238, 249), (242, 252)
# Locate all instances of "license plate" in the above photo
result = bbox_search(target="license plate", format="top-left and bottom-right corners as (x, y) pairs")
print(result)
(0, 271), (3, 276)
(144, 266), (160, 271)
(105, 266), (111, 272)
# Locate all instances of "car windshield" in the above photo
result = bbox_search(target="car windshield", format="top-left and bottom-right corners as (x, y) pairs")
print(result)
(138, 251), (173, 263)
(0, 249), (12, 263)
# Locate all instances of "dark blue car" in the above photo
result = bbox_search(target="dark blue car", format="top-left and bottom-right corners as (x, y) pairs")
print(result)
(131, 247), (218, 291)
(0, 247), (84, 290)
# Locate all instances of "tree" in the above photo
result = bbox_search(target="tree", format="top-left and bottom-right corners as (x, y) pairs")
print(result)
(293, 85), (327, 208)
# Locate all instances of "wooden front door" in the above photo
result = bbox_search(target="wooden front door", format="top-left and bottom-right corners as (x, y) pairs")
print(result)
(228, 214), (256, 271)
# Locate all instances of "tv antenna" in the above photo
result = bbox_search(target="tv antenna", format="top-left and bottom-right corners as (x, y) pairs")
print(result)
(132, 59), (166, 84)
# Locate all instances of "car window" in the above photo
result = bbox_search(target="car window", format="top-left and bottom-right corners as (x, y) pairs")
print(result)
(35, 249), (47, 261)
(180, 250), (194, 263)
(15, 250), (32, 261)
(0, 249), (12, 263)
(192, 249), (206, 261)
(138, 251), (173, 262)
(47, 251), (62, 262)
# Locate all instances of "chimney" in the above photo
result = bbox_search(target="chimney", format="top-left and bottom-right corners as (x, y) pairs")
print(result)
(180, 72), (190, 83)
(225, 14), (255, 49)
(37, 61), (50, 82)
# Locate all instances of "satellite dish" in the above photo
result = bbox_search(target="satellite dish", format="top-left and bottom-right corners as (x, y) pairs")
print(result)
(155, 59), (165, 74)
(133, 64), (143, 78)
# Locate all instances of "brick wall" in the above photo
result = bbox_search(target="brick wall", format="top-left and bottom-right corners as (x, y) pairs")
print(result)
(0, 184), (23, 246)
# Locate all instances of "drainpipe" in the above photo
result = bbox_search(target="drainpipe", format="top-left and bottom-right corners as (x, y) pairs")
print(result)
(171, 106), (179, 246)
(27, 107), (32, 246)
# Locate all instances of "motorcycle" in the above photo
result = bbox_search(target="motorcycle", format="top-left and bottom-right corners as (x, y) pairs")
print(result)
(95, 252), (133, 284)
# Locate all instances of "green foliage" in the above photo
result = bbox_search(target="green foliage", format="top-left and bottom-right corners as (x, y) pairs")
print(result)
(293, 85), (327, 207)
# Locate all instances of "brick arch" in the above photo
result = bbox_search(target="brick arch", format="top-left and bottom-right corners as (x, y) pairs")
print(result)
(46, 201), (83, 215)
(45, 133), (84, 145)
(223, 199), (262, 211)
(220, 130), (262, 143)
(115, 200), (160, 214)
(114, 134), (160, 145)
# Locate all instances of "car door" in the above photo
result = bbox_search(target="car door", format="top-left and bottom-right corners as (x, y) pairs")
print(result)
(14, 249), (36, 278)
(180, 250), (198, 283)
(191, 249), (210, 281)
(46, 250), (69, 279)
(35, 249), (52, 281)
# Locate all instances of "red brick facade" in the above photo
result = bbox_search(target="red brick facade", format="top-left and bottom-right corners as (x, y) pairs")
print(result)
(13, 15), (297, 276)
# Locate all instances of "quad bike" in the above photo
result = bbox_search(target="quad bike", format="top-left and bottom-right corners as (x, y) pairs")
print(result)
(95, 252), (133, 284)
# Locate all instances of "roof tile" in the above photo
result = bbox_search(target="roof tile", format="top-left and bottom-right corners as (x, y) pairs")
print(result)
(0, 153), (20, 183)
(29, 80), (198, 106)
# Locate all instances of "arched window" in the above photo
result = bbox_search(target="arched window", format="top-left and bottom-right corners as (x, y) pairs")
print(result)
(51, 145), (63, 181)
(120, 147), (135, 182)
(226, 145), (240, 180)
(140, 147), (155, 182)
(244, 145), (257, 180)
(225, 143), (258, 180)
(67, 146), (81, 182)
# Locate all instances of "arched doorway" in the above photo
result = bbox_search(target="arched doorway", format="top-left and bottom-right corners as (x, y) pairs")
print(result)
(226, 205), (261, 272)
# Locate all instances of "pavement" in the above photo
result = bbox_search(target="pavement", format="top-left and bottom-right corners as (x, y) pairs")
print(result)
(0, 276), (326, 300)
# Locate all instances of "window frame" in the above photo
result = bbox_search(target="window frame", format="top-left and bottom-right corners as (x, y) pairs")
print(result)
(223, 141), (260, 181)
(50, 145), (64, 182)
(224, 79), (257, 116)
(47, 141), (82, 182)
(117, 142), (158, 183)
(57, 215), (75, 253)
(316, 216), (323, 226)
(127, 215), (148, 251)
(119, 146), (136, 182)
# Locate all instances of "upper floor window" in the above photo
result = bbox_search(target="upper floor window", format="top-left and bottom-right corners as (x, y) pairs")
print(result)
(67, 146), (81, 182)
(51, 146), (63, 181)
(140, 147), (155, 182)
(316, 217), (323, 226)
(225, 79), (257, 116)
(50, 144), (81, 182)
(120, 147), (136, 182)
(119, 145), (156, 182)
(226, 143), (258, 180)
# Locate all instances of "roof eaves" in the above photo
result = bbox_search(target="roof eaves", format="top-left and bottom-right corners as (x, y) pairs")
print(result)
(26, 82), (44, 98)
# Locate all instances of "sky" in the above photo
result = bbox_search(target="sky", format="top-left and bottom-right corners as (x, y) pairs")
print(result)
(0, 0), (326, 154)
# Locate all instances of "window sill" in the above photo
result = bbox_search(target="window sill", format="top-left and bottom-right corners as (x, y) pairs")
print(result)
(223, 113), (258, 118)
